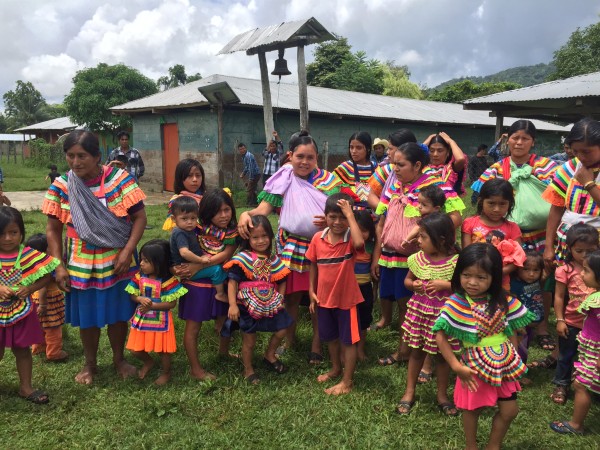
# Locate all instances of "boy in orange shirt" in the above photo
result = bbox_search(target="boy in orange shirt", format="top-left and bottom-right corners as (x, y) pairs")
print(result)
(307, 193), (364, 395)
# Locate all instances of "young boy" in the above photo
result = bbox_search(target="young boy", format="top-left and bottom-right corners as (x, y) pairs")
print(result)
(45, 164), (61, 184)
(238, 143), (261, 206)
(169, 196), (227, 302)
(306, 193), (365, 396)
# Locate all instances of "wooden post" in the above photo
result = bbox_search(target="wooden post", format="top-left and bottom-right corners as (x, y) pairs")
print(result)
(297, 44), (309, 131)
(215, 94), (225, 189)
(322, 141), (329, 170)
(258, 51), (275, 143)
(495, 113), (504, 140)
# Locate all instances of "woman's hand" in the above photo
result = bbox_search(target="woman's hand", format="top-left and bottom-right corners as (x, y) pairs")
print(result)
(237, 211), (253, 239)
(0, 285), (14, 300)
(575, 164), (594, 185)
(114, 248), (133, 275)
(543, 247), (556, 274)
(556, 321), (569, 339)
(423, 134), (436, 146)
(438, 131), (455, 144)
(456, 365), (479, 392)
(371, 261), (380, 280)
(54, 265), (71, 292)
(172, 264), (192, 280)
(14, 285), (31, 300)
(228, 304), (240, 322)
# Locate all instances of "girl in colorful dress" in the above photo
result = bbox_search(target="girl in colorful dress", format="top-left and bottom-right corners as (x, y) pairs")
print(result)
(434, 243), (535, 450)
(401, 184), (446, 249)
(462, 178), (525, 290)
(422, 132), (467, 196)
(549, 223), (598, 405)
(162, 158), (206, 231)
(126, 239), (187, 385)
(550, 250), (600, 435)
(0, 207), (60, 404)
(224, 215), (292, 384)
(333, 131), (375, 211)
(354, 210), (376, 359)
(237, 131), (341, 363)
(372, 142), (464, 366)
(26, 234), (68, 362)
(176, 189), (238, 380)
(397, 213), (459, 416)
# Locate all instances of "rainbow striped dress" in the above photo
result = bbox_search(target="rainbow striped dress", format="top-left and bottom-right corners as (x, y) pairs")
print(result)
(333, 160), (375, 210)
(375, 173), (465, 268)
(42, 166), (146, 291)
(575, 292), (600, 394)
(258, 165), (341, 273)
(542, 158), (600, 261)
(433, 293), (535, 386)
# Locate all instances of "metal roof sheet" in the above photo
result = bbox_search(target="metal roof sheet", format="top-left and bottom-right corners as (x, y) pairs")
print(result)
(465, 71), (600, 105)
(217, 18), (335, 55)
(111, 74), (569, 132)
(0, 134), (35, 141)
(14, 116), (82, 132)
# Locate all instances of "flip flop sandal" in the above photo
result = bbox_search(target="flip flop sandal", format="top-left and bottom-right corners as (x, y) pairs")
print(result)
(549, 420), (584, 435)
(20, 389), (49, 405)
(245, 373), (261, 385)
(378, 354), (398, 366)
(550, 386), (568, 405)
(308, 352), (324, 365)
(438, 402), (459, 417)
(395, 400), (415, 415)
(417, 371), (433, 384)
(263, 357), (287, 374)
(536, 334), (556, 351)
(528, 355), (557, 370)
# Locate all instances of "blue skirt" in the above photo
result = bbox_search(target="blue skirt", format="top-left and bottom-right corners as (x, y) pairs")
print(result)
(66, 279), (135, 329)
(221, 304), (294, 336)
(379, 267), (412, 300)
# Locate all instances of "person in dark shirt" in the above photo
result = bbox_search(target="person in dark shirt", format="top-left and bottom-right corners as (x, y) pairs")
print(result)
(46, 164), (60, 184)
(468, 144), (493, 205)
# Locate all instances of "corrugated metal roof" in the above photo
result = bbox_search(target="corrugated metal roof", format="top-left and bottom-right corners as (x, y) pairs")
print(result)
(217, 18), (335, 55)
(14, 116), (81, 132)
(111, 74), (569, 132)
(465, 71), (600, 105)
(0, 134), (35, 141)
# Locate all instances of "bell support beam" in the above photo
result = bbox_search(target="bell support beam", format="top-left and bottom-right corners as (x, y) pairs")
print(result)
(258, 51), (275, 144)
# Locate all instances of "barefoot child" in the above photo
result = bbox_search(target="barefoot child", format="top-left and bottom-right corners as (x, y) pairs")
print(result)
(550, 250), (600, 435)
(224, 215), (292, 384)
(126, 239), (187, 385)
(26, 233), (68, 362)
(307, 193), (365, 395)
(434, 243), (535, 450)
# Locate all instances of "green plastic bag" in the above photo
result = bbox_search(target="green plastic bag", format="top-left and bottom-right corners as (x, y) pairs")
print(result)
(508, 164), (550, 230)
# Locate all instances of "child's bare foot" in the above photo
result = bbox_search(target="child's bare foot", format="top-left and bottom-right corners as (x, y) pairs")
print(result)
(138, 360), (155, 379)
(190, 369), (216, 381)
(75, 364), (97, 385)
(115, 360), (137, 380)
(324, 381), (353, 395)
(215, 286), (227, 303)
(154, 372), (171, 386)
(317, 370), (341, 383)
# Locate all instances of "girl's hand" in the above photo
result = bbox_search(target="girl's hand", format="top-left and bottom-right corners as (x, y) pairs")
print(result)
(37, 304), (48, 318)
(456, 365), (479, 392)
(139, 303), (152, 315)
(237, 211), (253, 239)
(556, 321), (568, 338)
(412, 279), (425, 294)
(313, 215), (327, 229)
(371, 262), (380, 280)
(228, 305), (240, 322)
(0, 285), (14, 300)
(114, 248), (133, 275)
(139, 296), (152, 308)
(55, 265), (71, 292)
(15, 285), (31, 300)
(425, 279), (449, 294)
(575, 164), (594, 185)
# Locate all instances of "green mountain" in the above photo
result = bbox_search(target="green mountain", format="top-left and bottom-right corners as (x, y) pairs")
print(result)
(434, 62), (556, 90)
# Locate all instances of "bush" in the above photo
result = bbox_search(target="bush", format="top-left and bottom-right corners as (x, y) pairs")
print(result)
(26, 138), (66, 169)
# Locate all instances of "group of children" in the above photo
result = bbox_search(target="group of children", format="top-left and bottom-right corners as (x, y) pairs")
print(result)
(0, 131), (598, 449)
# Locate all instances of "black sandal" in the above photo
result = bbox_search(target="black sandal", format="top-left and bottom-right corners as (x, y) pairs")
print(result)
(536, 334), (556, 351)
(395, 400), (415, 415)
(245, 373), (260, 385)
(528, 355), (557, 370)
(20, 389), (49, 405)
(263, 357), (287, 374)
(307, 352), (324, 365)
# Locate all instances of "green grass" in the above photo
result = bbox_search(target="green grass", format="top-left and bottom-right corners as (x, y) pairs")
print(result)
(2, 198), (600, 449)
(1, 159), (67, 192)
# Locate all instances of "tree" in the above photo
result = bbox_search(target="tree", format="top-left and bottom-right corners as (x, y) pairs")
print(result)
(382, 62), (424, 99)
(157, 64), (202, 90)
(548, 21), (600, 80)
(306, 37), (385, 94)
(2, 80), (56, 131)
(65, 63), (158, 132)
(0, 113), (7, 133)
(427, 79), (522, 103)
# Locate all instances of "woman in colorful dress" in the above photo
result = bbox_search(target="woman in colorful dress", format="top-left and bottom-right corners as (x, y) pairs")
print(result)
(237, 131), (341, 363)
(44, 131), (147, 385)
(422, 132), (467, 196)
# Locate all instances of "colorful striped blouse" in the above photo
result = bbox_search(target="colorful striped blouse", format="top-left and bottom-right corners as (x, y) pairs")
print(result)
(223, 251), (290, 283)
(471, 155), (557, 193)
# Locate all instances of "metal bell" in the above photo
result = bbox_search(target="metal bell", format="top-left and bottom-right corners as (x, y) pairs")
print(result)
(271, 48), (291, 78)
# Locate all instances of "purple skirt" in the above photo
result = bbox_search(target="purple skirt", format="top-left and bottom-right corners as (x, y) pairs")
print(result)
(0, 306), (44, 348)
(178, 278), (228, 323)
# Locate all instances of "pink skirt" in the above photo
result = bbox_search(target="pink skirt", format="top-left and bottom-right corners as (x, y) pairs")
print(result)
(285, 270), (309, 295)
(454, 376), (521, 410)
(0, 306), (44, 348)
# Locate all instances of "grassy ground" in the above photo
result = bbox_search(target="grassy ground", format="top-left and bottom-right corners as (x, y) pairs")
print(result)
(1, 159), (68, 192)
(1, 164), (599, 449)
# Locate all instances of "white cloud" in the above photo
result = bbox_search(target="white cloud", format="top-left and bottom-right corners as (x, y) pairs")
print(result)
(21, 54), (85, 101)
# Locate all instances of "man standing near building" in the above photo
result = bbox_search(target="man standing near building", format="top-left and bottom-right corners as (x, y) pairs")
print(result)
(238, 142), (261, 206)
(262, 130), (283, 186)
(106, 131), (145, 182)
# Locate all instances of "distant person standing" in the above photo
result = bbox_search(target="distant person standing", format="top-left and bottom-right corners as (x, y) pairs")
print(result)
(262, 131), (283, 186)
(371, 138), (389, 165)
(238, 143), (261, 206)
(106, 131), (145, 182)
(45, 165), (60, 184)
(468, 144), (492, 205)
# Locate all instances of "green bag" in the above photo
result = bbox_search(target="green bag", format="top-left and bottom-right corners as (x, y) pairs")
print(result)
(507, 161), (550, 230)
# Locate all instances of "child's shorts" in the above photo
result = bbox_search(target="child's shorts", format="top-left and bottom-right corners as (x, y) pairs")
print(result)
(317, 305), (361, 345)
(358, 282), (374, 331)
(192, 265), (227, 284)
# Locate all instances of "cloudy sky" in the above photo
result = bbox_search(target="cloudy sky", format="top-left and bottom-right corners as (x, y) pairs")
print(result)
(1, 0), (599, 107)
